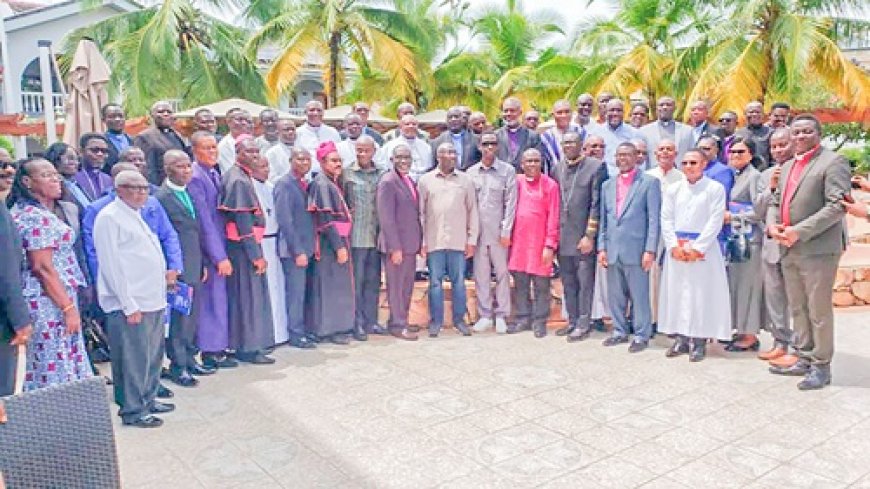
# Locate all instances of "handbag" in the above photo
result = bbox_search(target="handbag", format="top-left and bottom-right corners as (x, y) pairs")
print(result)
(82, 315), (111, 364)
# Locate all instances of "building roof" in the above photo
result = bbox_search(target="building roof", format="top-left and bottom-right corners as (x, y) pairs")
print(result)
(0, 0), (46, 14)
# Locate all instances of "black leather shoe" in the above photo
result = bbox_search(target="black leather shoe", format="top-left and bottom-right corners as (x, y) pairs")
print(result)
(533, 322), (547, 338)
(769, 359), (811, 376)
(665, 339), (689, 358)
(798, 365), (831, 390)
(454, 322), (472, 336)
(188, 362), (216, 376)
(236, 352), (276, 364)
(202, 353), (238, 370)
(592, 319), (607, 332)
(289, 336), (317, 349)
(628, 340), (648, 353)
(508, 321), (532, 334)
(566, 327), (591, 343)
(352, 325), (368, 341)
(329, 334), (350, 345)
(168, 369), (198, 388)
(602, 336), (629, 347)
(124, 415), (163, 428)
(149, 401), (176, 414)
(157, 384), (174, 399)
(305, 332), (321, 343)
(555, 324), (575, 336)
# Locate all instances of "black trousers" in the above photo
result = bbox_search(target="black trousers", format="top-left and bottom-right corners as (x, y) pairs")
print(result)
(166, 283), (200, 370)
(512, 272), (551, 326)
(352, 248), (382, 329)
(0, 342), (19, 396)
(559, 254), (596, 330)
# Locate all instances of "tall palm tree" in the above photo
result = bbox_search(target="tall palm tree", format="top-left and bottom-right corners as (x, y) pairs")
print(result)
(429, 0), (566, 117)
(567, 0), (713, 107)
(246, 0), (421, 107)
(687, 0), (870, 115)
(62, 0), (267, 116)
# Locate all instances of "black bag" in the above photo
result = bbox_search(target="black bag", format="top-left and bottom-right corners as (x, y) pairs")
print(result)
(82, 315), (111, 364)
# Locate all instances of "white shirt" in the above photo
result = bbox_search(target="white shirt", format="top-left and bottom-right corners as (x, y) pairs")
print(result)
(380, 136), (433, 182)
(265, 142), (294, 184)
(94, 199), (167, 315)
(646, 165), (686, 194)
(218, 134), (237, 174)
(295, 122), (342, 175)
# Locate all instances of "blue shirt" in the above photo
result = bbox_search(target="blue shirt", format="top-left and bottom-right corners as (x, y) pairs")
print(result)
(105, 131), (131, 153)
(704, 160), (736, 248)
(82, 189), (183, 283)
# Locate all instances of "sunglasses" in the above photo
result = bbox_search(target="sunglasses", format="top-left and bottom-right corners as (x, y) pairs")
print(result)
(0, 161), (16, 171)
(88, 147), (109, 154)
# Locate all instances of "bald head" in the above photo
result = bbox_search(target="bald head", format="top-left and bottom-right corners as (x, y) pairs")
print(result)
(396, 102), (416, 119)
(584, 135), (606, 159)
(655, 139), (677, 168)
(111, 163), (137, 178)
(236, 138), (261, 168)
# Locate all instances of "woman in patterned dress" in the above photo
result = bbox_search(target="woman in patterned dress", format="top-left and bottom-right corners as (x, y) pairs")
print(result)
(8, 158), (91, 390)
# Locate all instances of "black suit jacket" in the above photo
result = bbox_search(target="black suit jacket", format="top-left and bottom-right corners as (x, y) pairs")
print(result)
(155, 185), (203, 285)
(274, 174), (315, 259)
(495, 126), (541, 172)
(429, 130), (480, 171)
(0, 205), (30, 343)
(102, 132), (134, 174)
(134, 127), (190, 185)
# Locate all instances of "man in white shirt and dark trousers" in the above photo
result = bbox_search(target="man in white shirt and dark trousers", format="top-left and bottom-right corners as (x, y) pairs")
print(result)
(95, 170), (173, 428)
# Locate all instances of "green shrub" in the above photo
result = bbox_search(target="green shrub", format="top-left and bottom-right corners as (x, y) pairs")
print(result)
(0, 136), (14, 158)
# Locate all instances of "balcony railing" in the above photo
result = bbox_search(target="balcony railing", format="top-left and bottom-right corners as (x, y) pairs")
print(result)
(21, 91), (66, 115)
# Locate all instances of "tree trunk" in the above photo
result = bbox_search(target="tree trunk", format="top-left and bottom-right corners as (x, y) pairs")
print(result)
(328, 32), (340, 108)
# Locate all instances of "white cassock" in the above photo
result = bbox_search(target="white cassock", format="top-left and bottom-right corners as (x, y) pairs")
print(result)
(265, 142), (294, 184)
(658, 176), (731, 340)
(253, 179), (289, 344)
(295, 123), (342, 177)
(218, 135), (237, 174)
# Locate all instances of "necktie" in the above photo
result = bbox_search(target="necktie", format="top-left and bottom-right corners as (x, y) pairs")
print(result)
(175, 190), (196, 218)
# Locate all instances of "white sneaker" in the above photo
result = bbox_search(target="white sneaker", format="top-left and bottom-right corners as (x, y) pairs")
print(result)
(473, 317), (493, 333)
(495, 318), (508, 334)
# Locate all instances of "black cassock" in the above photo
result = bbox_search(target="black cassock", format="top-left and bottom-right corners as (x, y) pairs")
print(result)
(306, 172), (355, 337)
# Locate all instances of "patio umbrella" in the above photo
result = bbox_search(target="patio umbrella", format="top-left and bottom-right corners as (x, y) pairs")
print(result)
(62, 39), (111, 146)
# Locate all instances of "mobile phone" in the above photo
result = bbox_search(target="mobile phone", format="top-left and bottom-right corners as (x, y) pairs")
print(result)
(843, 193), (855, 204)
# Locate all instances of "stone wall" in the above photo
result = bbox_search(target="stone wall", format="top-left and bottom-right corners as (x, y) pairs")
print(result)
(834, 267), (870, 307)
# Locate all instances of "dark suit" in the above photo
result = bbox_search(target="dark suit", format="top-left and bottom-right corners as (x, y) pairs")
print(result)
(0, 205), (31, 396)
(135, 127), (189, 185)
(772, 147), (850, 366)
(274, 173), (315, 338)
(430, 130), (479, 171)
(495, 126), (541, 172)
(598, 171), (661, 341)
(377, 169), (422, 330)
(155, 184), (202, 372)
(102, 131), (134, 174)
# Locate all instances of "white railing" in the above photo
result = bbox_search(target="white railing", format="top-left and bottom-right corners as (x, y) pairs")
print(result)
(21, 91), (66, 115)
(286, 107), (305, 116)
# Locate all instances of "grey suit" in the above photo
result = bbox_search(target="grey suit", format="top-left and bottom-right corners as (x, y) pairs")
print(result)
(598, 171), (661, 341)
(754, 165), (791, 346)
(155, 184), (203, 371)
(554, 156), (608, 331)
(772, 147), (851, 365)
(430, 130), (479, 171)
(495, 126), (541, 172)
(727, 165), (766, 334)
(639, 120), (694, 169)
(377, 170), (423, 330)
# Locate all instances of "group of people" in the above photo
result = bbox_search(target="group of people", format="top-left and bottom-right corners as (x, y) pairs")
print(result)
(0, 93), (856, 430)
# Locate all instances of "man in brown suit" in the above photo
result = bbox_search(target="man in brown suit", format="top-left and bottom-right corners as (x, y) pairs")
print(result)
(768, 114), (850, 390)
(377, 144), (422, 341)
(134, 101), (189, 185)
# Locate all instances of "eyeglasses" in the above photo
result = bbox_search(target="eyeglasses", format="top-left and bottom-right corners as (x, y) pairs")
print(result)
(119, 184), (150, 193)
(718, 118), (735, 123)
(698, 146), (714, 151)
(729, 149), (748, 154)
(87, 147), (109, 154)
(0, 161), (16, 170)
(481, 142), (497, 147)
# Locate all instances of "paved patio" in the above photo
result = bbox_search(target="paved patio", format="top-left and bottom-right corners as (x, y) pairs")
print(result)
(116, 309), (870, 488)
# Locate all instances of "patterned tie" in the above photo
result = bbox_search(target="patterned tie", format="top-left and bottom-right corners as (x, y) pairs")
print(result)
(175, 190), (196, 218)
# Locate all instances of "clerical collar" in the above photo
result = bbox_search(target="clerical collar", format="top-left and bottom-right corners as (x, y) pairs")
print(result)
(165, 179), (187, 191)
(619, 169), (637, 180)
(794, 145), (821, 162)
(437, 169), (456, 177)
(402, 135), (417, 143)
(658, 119), (674, 127)
(107, 129), (124, 135)
(525, 175), (539, 182)
(158, 126), (174, 133)
(507, 125), (521, 133)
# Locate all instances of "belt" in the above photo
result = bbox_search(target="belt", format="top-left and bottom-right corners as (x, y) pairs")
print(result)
(263, 233), (278, 239)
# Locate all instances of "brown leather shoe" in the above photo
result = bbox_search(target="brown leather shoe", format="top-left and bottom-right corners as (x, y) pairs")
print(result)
(768, 353), (799, 368)
(390, 328), (418, 341)
(758, 346), (786, 361)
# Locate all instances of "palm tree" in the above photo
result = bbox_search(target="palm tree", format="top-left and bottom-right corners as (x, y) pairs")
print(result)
(246, 0), (422, 107)
(687, 0), (870, 115)
(428, 0), (567, 117)
(62, 0), (267, 116)
(567, 0), (713, 107)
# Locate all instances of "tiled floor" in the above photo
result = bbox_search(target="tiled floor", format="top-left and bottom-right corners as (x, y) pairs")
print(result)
(115, 309), (870, 488)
